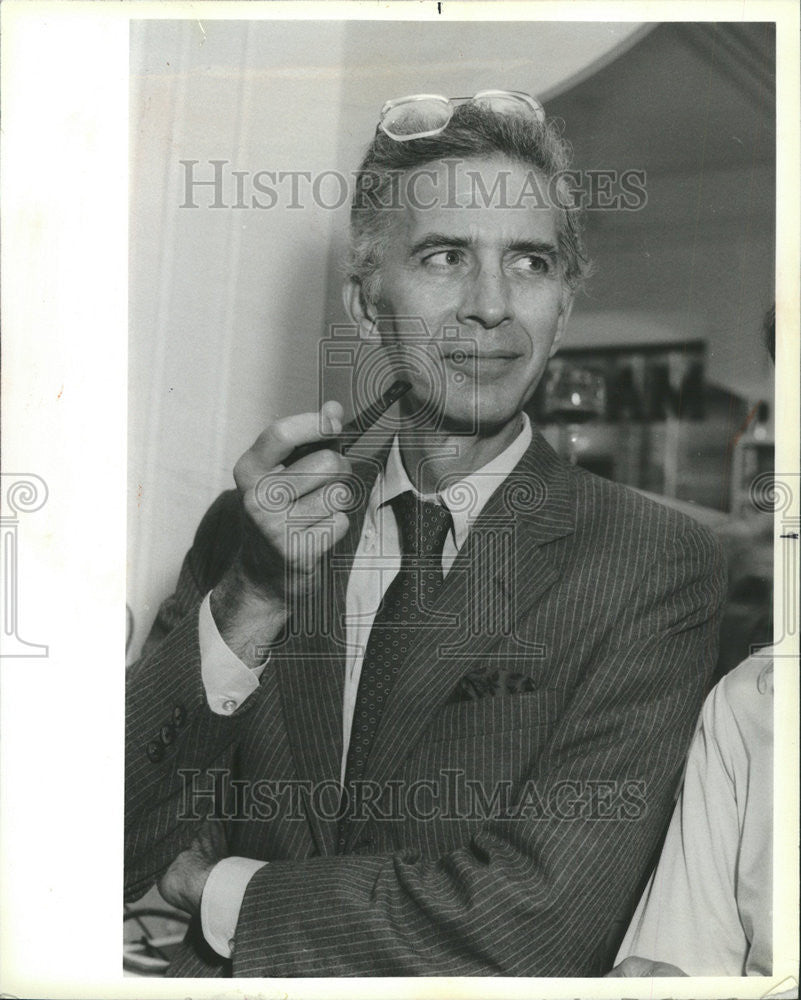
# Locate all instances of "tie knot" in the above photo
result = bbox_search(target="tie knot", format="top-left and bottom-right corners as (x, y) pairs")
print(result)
(389, 491), (452, 558)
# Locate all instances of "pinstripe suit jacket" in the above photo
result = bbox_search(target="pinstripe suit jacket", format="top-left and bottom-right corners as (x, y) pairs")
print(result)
(125, 430), (726, 977)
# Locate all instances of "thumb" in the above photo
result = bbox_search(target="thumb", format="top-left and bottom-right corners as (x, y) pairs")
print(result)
(196, 817), (227, 861)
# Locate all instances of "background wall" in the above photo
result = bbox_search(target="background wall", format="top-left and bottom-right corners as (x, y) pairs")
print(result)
(127, 19), (650, 655)
(130, 20), (349, 653)
(548, 22), (775, 400)
(128, 19), (774, 658)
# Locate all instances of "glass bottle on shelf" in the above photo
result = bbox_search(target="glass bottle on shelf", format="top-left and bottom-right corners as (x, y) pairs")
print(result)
(544, 364), (606, 464)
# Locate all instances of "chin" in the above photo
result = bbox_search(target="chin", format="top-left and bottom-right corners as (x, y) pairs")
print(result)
(438, 401), (524, 437)
(400, 378), (526, 436)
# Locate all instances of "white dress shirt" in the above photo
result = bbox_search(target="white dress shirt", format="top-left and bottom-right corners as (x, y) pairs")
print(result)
(198, 414), (532, 958)
(615, 650), (775, 976)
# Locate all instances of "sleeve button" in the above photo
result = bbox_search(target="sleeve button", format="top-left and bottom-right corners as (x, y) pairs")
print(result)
(146, 740), (164, 763)
(172, 704), (186, 728)
(160, 723), (176, 745)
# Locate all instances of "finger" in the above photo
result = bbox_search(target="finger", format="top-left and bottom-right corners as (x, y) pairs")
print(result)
(274, 478), (359, 526)
(197, 818), (228, 859)
(251, 402), (344, 469)
(236, 415), (347, 495)
(606, 956), (662, 977)
(252, 475), (357, 527)
(244, 499), (350, 560)
(320, 399), (344, 430)
(279, 513), (350, 571)
(606, 956), (637, 977)
(652, 962), (687, 977)
(248, 451), (351, 514)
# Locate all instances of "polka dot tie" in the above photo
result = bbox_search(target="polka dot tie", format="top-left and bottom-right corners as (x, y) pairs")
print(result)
(342, 491), (453, 805)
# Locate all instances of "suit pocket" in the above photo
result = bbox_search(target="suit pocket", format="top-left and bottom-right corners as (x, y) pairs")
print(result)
(421, 687), (565, 745)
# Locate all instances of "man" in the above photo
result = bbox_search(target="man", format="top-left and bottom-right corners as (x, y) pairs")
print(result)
(125, 93), (726, 977)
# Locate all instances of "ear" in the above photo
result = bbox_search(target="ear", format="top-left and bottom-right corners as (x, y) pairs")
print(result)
(343, 278), (377, 337)
(549, 291), (574, 357)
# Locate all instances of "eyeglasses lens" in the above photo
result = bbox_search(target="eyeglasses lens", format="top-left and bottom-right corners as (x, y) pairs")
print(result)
(381, 99), (452, 139)
(473, 93), (536, 116)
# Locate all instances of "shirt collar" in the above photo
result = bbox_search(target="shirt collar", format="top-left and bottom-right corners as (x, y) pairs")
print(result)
(371, 413), (532, 551)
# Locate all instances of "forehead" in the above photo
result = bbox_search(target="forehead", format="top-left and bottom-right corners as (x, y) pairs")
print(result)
(395, 154), (559, 246)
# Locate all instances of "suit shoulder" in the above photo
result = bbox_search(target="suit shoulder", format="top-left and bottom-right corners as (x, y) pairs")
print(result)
(567, 465), (722, 556)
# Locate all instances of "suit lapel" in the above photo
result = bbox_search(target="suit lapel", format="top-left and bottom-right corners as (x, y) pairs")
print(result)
(276, 449), (388, 856)
(343, 431), (575, 849)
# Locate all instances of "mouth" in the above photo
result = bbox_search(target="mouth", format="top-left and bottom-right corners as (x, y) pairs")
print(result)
(441, 349), (522, 372)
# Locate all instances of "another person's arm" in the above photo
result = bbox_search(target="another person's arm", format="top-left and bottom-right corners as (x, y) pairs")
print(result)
(613, 656), (773, 976)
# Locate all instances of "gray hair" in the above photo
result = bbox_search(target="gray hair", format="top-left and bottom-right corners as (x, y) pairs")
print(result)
(349, 102), (590, 305)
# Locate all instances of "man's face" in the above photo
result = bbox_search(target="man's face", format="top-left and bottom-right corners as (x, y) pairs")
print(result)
(357, 154), (571, 435)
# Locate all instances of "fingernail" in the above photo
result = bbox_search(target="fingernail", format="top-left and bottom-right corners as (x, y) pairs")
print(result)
(323, 414), (341, 435)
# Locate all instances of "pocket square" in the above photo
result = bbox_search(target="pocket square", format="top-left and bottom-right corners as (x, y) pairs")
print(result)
(451, 668), (539, 702)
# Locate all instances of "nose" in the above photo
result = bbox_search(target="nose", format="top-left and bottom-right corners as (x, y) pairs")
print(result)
(455, 264), (513, 330)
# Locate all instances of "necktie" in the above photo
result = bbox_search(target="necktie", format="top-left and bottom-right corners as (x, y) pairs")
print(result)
(341, 491), (453, 814)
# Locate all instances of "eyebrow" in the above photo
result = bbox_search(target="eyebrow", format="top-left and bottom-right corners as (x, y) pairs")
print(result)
(408, 234), (560, 262)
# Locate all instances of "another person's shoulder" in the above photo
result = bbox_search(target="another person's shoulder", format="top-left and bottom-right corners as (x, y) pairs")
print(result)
(720, 646), (774, 697)
(711, 646), (774, 739)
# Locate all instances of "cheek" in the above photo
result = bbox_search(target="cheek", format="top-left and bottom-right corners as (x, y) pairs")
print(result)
(377, 309), (455, 346)
(518, 300), (564, 348)
(377, 273), (458, 331)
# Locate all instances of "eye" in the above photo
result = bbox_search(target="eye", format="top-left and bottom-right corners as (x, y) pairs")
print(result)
(512, 254), (551, 275)
(423, 248), (464, 267)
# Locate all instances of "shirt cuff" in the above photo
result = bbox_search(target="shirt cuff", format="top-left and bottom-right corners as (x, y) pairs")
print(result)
(198, 591), (269, 715)
(200, 856), (267, 959)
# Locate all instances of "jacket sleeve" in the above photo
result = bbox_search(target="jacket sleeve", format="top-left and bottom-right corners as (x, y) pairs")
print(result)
(229, 522), (726, 976)
(125, 490), (258, 901)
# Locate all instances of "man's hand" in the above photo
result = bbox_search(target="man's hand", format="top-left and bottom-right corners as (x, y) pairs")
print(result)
(234, 399), (351, 599)
(211, 400), (353, 666)
(157, 819), (228, 917)
(606, 955), (687, 977)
